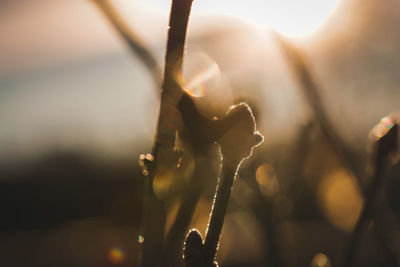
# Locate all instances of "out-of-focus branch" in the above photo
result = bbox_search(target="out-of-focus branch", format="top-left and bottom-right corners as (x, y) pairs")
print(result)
(374, 197), (400, 267)
(273, 32), (362, 179)
(93, 0), (161, 86)
(274, 33), (400, 267)
(345, 118), (398, 267)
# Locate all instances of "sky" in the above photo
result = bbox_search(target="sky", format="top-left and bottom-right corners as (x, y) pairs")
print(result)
(148, 0), (344, 37)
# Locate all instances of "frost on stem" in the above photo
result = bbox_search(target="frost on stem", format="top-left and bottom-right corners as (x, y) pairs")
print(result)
(183, 102), (263, 267)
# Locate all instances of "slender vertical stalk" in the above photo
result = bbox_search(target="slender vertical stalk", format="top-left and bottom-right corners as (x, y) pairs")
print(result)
(373, 196), (400, 266)
(141, 0), (193, 266)
(345, 121), (398, 267)
(345, 160), (384, 267)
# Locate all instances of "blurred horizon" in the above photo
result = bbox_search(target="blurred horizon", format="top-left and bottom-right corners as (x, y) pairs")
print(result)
(1, 0), (400, 164)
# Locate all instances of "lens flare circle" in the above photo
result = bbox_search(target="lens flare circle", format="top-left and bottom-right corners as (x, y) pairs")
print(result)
(181, 51), (222, 98)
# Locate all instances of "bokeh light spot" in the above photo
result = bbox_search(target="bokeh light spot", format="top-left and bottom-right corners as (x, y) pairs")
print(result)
(145, 153), (154, 162)
(108, 247), (125, 265)
(310, 253), (332, 267)
(177, 156), (182, 168)
(153, 170), (173, 200)
(255, 164), (280, 196)
(138, 235), (144, 244)
(317, 169), (363, 232)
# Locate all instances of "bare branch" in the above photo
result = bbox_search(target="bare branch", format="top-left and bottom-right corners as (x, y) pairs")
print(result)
(93, 0), (161, 86)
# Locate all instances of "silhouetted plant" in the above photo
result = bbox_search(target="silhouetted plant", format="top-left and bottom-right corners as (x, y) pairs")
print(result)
(182, 101), (263, 266)
(95, 0), (263, 266)
(92, 1), (400, 266)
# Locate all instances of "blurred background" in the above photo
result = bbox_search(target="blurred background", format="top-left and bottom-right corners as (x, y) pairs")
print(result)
(1, 0), (400, 266)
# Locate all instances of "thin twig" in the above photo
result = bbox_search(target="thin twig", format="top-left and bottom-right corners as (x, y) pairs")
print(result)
(203, 104), (263, 265)
(345, 160), (384, 267)
(203, 158), (239, 264)
(373, 198), (400, 267)
(273, 33), (362, 178)
(141, 0), (194, 266)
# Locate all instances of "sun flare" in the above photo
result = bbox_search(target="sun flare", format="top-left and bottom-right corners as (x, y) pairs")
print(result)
(258, 0), (344, 37)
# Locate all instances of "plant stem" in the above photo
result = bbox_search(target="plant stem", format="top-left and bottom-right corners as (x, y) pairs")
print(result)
(373, 196), (400, 266)
(345, 159), (383, 267)
(345, 121), (398, 267)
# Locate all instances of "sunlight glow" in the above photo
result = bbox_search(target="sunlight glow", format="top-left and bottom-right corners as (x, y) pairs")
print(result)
(260, 0), (343, 37)
(148, 0), (343, 37)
